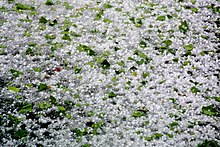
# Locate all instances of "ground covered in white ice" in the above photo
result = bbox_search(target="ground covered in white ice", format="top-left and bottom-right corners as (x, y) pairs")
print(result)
(0, 0), (219, 146)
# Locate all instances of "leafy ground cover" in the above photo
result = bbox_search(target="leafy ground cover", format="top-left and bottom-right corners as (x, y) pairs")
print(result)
(0, 0), (219, 146)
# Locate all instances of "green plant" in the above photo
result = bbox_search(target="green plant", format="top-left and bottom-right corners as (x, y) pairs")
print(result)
(201, 105), (219, 116)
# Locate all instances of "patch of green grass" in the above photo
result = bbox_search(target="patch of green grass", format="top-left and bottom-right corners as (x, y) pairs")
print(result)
(37, 101), (51, 110)
(49, 95), (58, 105)
(45, 33), (56, 40)
(103, 3), (113, 9)
(169, 122), (179, 130)
(82, 143), (91, 147)
(201, 105), (219, 116)
(198, 139), (219, 147)
(58, 105), (66, 112)
(190, 86), (200, 94)
(8, 0), (15, 3)
(100, 59), (110, 69)
(38, 83), (48, 91)
(15, 3), (35, 11)
(33, 67), (41, 72)
(49, 19), (58, 26)
(62, 34), (71, 41)
(8, 86), (20, 93)
(179, 20), (189, 33)
(63, 2), (73, 9)
(132, 109), (148, 117)
(169, 98), (177, 103)
(94, 10), (104, 20)
(156, 15), (166, 21)
(144, 133), (163, 141)
(10, 69), (23, 78)
(163, 39), (172, 46)
(45, 0), (54, 6)
(103, 18), (112, 24)
(14, 129), (28, 139)
(172, 58), (179, 62)
(108, 92), (117, 98)
(184, 44), (194, 51)
(19, 103), (33, 114)
(77, 44), (96, 56)
(39, 16), (48, 23)
(129, 17), (143, 27)
(209, 96), (220, 102)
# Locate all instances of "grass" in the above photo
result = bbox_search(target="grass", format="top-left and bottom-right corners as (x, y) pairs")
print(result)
(0, 0), (219, 146)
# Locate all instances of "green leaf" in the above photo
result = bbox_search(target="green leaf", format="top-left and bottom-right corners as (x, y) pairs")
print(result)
(212, 96), (220, 102)
(74, 66), (82, 74)
(37, 101), (51, 110)
(169, 122), (179, 130)
(182, 61), (191, 66)
(198, 139), (219, 147)
(25, 48), (34, 55)
(71, 128), (85, 137)
(87, 49), (96, 56)
(8, 0), (15, 3)
(167, 15), (173, 19)
(184, 44), (194, 51)
(201, 105), (219, 116)
(45, 34), (56, 40)
(39, 16), (48, 23)
(14, 129), (28, 139)
(82, 143), (90, 147)
(33, 67), (41, 72)
(169, 98), (176, 103)
(49, 95), (58, 105)
(172, 58), (179, 62)
(8, 114), (22, 125)
(163, 40), (172, 46)
(103, 3), (113, 9)
(190, 86), (200, 94)
(8, 86), (20, 93)
(139, 40), (147, 48)
(45, 0), (54, 6)
(132, 109), (148, 117)
(63, 2), (73, 10)
(191, 0), (196, 4)
(77, 44), (96, 56)
(136, 59), (145, 65)
(135, 18), (143, 27)
(108, 92), (117, 98)
(152, 133), (163, 139)
(191, 7), (198, 13)
(49, 19), (58, 26)
(179, 20), (189, 33)
(142, 72), (150, 78)
(103, 18), (112, 24)
(62, 34), (71, 41)
(66, 113), (72, 119)
(0, 44), (7, 48)
(166, 133), (174, 138)
(10, 69), (23, 78)
(100, 59), (110, 69)
(19, 103), (33, 114)
(58, 106), (66, 112)
(15, 3), (35, 11)
(134, 50), (147, 58)
(114, 47), (121, 51)
(94, 10), (104, 20)
(38, 83), (48, 91)
(145, 136), (154, 141)
(156, 15), (166, 21)
(130, 17), (143, 27)
(145, 133), (163, 141)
